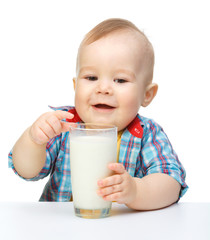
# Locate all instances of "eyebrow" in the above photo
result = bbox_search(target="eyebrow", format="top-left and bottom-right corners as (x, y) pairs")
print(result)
(78, 66), (97, 74)
(78, 66), (136, 79)
(114, 69), (136, 79)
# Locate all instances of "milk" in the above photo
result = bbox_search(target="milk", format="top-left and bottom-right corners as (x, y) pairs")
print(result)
(70, 135), (117, 210)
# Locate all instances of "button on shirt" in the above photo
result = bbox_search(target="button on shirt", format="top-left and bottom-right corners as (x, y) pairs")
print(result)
(8, 106), (188, 201)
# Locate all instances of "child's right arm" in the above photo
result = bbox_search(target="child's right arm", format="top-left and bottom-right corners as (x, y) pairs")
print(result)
(12, 110), (73, 179)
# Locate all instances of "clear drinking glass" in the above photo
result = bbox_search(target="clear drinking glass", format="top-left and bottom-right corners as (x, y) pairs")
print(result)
(69, 123), (117, 218)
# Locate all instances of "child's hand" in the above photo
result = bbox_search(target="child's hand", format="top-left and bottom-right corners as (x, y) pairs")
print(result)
(97, 163), (137, 205)
(29, 110), (74, 145)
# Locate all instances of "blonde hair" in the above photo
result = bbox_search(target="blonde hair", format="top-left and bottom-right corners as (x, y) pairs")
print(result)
(76, 18), (154, 82)
(82, 18), (146, 45)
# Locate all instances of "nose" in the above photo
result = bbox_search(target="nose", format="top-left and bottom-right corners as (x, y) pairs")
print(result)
(95, 79), (113, 95)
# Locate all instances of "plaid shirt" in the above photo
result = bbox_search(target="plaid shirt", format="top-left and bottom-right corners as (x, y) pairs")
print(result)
(8, 106), (188, 201)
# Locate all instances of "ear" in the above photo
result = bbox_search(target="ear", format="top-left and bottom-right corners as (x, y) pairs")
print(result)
(142, 83), (158, 107)
(73, 77), (76, 90)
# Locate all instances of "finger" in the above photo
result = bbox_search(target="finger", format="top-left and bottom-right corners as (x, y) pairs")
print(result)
(97, 183), (122, 197)
(108, 163), (125, 174)
(39, 121), (56, 139)
(103, 192), (123, 203)
(98, 174), (122, 188)
(54, 110), (74, 121)
(60, 122), (74, 133)
(30, 125), (49, 145)
(46, 115), (62, 135)
(37, 127), (50, 144)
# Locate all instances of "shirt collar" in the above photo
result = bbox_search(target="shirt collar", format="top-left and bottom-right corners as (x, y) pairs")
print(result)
(66, 107), (143, 139)
(66, 108), (82, 123)
(127, 115), (144, 138)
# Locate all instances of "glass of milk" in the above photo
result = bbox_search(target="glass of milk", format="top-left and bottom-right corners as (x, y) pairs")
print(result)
(70, 123), (117, 218)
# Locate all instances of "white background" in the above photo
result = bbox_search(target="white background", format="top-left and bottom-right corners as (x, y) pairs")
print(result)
(0, 0), (209, 202)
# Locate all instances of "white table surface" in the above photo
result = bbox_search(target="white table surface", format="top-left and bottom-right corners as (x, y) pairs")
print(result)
(0, 202), (209, 240)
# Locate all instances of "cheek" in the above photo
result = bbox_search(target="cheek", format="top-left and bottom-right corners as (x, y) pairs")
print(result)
(117, 90), (142, 130)
(120, 90), (142, 110)
(75, 83), (87, 104)
(74, 91), (86, 123)
(74, 86), (85, 111)
(74, 83), (92, 119)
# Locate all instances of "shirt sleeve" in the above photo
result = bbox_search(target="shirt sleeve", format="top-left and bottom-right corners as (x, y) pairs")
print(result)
(8, 134), (61, 181)
(139, 120), (188, 198)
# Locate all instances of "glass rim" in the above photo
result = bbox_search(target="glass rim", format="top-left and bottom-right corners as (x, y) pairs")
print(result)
(69, 122), (117, 131)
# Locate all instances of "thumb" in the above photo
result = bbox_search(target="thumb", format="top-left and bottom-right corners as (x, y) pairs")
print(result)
(108, 163), (125, 174)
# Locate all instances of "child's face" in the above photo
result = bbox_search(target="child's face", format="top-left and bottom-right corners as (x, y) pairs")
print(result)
(74, 30), (151, 131)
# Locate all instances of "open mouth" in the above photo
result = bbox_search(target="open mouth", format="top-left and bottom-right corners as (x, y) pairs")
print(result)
(94, 104), (115, 109)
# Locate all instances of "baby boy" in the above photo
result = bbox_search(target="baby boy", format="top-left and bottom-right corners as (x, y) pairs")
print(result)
(9, 18), (188, 210)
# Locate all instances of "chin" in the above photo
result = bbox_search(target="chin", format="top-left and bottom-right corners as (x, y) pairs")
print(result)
(94, 120), (113, 125)
(90, 118), (114, 126)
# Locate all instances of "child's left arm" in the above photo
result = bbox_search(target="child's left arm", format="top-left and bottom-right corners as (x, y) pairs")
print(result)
(97, 163), (181, 210)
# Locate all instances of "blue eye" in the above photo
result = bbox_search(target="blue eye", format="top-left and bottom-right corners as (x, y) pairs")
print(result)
(86, 76), (98, 81)
(114, 79), (127, 83)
